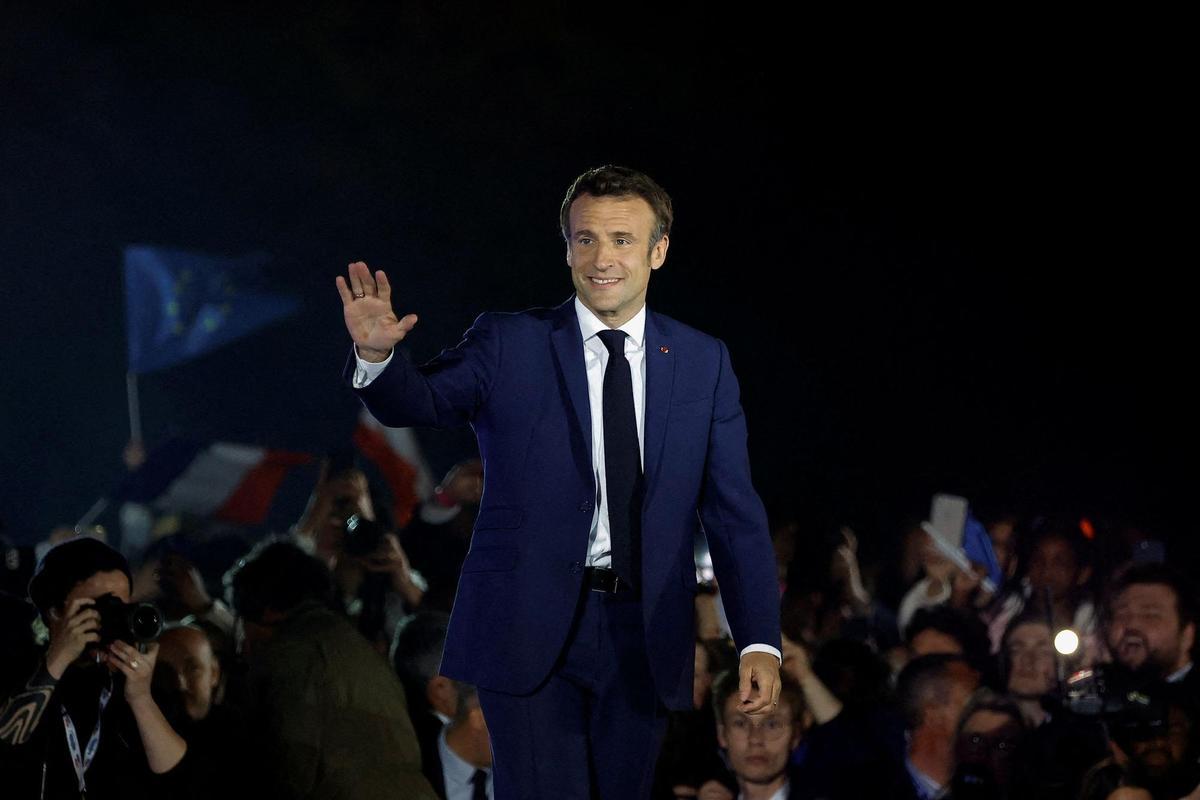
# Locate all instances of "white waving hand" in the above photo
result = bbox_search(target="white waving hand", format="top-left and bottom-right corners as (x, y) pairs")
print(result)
(335, 261), (419, 362)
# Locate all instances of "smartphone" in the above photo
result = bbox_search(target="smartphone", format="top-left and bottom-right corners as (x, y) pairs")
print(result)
(929, 494), (969, 548)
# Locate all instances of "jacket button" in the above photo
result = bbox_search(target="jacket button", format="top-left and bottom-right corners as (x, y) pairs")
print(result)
(578, 500), (593, 513)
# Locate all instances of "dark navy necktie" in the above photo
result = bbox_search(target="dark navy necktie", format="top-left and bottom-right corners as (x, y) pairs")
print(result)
(598, 329), (643, 592)
(471, 769), (488, 800)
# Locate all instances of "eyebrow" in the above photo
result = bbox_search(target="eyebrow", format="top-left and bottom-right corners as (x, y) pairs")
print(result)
(573, 229), (639, 240)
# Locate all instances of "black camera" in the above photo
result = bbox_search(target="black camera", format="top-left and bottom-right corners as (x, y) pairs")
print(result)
(89, 594), (164, 645)
(343, 514), (388, 558)
(1065, 665), (1169, 744)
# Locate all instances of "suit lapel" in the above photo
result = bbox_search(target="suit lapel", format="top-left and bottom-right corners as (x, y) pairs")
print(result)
(642, 309), (675, 497)
(550, 298), (593, 466)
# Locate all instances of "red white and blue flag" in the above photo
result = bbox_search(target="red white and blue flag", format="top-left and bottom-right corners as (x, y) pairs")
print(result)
(117, 439), (314, 526)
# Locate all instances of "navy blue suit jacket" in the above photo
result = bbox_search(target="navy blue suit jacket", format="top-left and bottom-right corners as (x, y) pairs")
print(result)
(347, 298), (780, 710)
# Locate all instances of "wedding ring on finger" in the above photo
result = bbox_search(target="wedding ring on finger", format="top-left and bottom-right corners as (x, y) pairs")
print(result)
(130, 660), (139, 669)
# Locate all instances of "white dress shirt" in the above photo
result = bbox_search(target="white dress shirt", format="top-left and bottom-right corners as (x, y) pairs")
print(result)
(437, 727), (492, 800)
(352, 299), (780, 663)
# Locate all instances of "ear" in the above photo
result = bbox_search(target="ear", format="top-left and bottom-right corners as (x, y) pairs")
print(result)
(1076, 565), (1093, 587)
(715, 722), (728, 750)
(427, 675), (458, 716)
(565, 240), (574, 268)
(210, 657), (222, 689)
(1182, 621), (1195, 658)
(650, 235), (669, 270)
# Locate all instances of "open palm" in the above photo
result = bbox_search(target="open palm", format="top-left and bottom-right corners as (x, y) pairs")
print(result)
(335, 261), (418, 356)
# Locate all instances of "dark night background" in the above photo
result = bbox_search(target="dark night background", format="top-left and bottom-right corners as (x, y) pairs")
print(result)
(1, 7), (1190, 565)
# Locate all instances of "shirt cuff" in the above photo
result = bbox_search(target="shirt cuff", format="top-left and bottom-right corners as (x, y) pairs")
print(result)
(352, 346), (394, 388)
(740, 643), (782, 663)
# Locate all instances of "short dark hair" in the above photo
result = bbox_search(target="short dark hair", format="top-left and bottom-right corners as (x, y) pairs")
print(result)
(1105, 561), (1197, 628)
(28, 537), (131, 620)
(711, 669), (805, 726)
(392, 610), (450, 688)
(559, 165), (674, 247)
(225, 539), (334, 624)
(906, 606), (991, 661)
(955, 688), (1025, 739)
(896, 653), (977, 730)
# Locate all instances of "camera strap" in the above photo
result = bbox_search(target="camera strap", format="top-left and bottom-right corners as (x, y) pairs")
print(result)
(60, 680), (111, 798)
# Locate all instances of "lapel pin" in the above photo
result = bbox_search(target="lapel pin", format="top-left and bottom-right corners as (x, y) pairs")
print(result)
(660, 346), (670, 354)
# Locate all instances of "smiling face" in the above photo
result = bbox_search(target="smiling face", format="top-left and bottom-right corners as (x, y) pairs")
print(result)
(565, 193), (668, 328)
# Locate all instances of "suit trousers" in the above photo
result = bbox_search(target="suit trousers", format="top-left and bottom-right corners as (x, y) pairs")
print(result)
(477, 582), (670, 799)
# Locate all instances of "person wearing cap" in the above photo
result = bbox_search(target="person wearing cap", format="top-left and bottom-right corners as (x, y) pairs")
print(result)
(0, 537), (192, 799)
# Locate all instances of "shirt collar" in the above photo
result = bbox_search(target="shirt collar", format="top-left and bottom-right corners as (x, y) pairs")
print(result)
(906, 757), (944, 800)
(437, 726), (489, 787)
(1168, 662), (1194, 683)
(574, 296), (646, 348)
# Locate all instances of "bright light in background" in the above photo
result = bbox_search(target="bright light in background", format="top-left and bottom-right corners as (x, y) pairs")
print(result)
(1055, 629), (1080, 656)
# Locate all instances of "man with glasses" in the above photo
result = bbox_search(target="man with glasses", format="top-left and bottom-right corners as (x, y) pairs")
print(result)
(705, 670), (809, 800)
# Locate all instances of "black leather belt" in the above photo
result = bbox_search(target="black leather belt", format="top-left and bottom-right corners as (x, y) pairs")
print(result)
(583, 566), (622, 593)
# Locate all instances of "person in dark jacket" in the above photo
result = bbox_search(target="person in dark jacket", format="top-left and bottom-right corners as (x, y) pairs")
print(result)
(0, 537), (193, 799)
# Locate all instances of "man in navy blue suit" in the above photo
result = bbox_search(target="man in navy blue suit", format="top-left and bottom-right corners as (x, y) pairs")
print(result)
(337, 166), (782, 799)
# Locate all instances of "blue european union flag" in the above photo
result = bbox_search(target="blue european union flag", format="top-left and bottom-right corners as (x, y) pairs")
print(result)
(963, 512), (1004, 590)
(124, 245), (299, 373)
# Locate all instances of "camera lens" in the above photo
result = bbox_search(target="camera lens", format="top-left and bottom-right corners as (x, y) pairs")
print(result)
(126, 602), (164, 643)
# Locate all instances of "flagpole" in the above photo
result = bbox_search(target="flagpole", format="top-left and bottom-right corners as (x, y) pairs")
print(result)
(126, 371), (142, 442)
(75, 497), (109, 534)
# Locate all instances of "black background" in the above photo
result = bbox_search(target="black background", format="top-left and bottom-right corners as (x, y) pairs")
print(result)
(1, 6), (1190, 567)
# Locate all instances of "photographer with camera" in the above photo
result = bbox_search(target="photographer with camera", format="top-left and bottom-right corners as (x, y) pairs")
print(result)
(294, 456), (425, 649)
(0, 537), (193, 799)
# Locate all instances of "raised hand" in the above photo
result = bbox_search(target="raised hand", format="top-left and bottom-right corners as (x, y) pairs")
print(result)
(105, 640), (159, 704)
(335, 261), (419, 361)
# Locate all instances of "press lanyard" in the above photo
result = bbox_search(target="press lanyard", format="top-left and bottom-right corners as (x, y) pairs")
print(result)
(60, 681), (111, 798)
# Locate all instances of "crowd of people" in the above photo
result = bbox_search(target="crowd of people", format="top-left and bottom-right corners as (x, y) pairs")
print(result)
(2, 457), (1196, 800)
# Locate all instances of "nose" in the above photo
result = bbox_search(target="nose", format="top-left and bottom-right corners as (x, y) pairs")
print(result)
(594, 239), (617, 269)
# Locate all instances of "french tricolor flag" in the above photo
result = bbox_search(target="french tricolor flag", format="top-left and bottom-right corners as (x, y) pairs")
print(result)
(118, 439), (315, 526)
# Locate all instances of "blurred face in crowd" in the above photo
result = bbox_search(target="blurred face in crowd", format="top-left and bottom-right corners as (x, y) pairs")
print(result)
(955, 708), (1024, 789)
(157, 626), (221, 721)
(1006, 622), (1057, 698)
(1129, 706), (1191, 781)
(1027, 535), (1087, 602)
(316, 468), (375, 561)
(1107, 583), (1195, 677)
(718, 695), (802, 789)
(917, 662), (981, 740)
